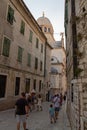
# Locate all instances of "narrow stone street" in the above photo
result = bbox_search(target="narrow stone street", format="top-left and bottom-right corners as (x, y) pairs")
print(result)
(0, 101), (71, 130)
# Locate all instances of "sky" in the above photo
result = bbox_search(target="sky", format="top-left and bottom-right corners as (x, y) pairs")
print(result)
(23, 0), (65, 41)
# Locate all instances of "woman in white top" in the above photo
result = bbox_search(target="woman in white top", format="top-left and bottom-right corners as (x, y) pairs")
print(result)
(37, 94), (43, 111)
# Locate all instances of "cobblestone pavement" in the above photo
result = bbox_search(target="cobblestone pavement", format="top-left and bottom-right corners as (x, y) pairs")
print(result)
(0, 101), (71, 130)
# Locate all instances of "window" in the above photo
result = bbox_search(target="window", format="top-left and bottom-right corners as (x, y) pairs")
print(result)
(2, 37), (11, 57)
(33, 79), (36, 90)
(44, 27), (47, 32)
(15, 77), (20, 96)
(41, 44), (43, 53)
(48, 28), (50, 32)
(25, 78), (30, 93)
(36, 38), (39, 48)
(39, 80), (42, 92)
(35, 57), (38, 69)
(0, 75), (7, 98)
(20, 20), (25, 35)
(29, 30), (33, 43)
(40, 61), (43, 71)
(7, 5), (14, 25)
(17, 46), (23, 62)
(27, 53), (31, 67)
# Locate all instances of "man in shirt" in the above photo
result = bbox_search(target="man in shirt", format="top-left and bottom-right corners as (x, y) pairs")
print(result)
(53, 94), (60, 120)
(15, 92), (29, 130)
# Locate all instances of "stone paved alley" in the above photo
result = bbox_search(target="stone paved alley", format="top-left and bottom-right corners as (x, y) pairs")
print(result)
(0, 101), (71, 130)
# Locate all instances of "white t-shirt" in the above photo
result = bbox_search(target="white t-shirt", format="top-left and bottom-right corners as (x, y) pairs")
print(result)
(53, 96), (60, 108)
(37, 97), (42, 106)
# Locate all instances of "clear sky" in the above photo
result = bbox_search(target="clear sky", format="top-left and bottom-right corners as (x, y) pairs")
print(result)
(23, 0), (65, 41)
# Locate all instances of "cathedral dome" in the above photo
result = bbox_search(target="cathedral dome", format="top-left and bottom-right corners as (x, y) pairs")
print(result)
(37, 16), (52, 26)
(37, 13), (54, 34)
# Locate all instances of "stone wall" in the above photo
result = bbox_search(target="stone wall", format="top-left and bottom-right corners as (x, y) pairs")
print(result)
(70, 78), (87, 130)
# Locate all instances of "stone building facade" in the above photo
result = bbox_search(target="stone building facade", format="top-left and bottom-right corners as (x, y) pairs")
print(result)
(0, 0), (51, 110)
(37, 14), (67, 98)
(51, 39), (66, 96)
(65, 0), (87, 129)
(37, 14), (53, 98)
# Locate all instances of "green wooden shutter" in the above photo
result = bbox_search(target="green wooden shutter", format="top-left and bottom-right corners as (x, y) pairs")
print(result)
(20, 20), (25, 35)
(29, 30), (33, 43)
(27, 53), (31, 66)
(7, 5), (14, 25)
(36, 38), (39, 48)
(18, 47), (23, 62)
(2, 37), (11, 57)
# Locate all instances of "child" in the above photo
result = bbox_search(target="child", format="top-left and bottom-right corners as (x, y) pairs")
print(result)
(49, 104), (56, 123)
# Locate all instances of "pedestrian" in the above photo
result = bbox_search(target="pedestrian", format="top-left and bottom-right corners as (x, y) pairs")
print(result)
(26, 93), (32, 112)
(31, 93), (36, 110)
(37, 94), (43, 111)
(53, 94), (60, 120)
(49, 104), (56, 124)
(15, 92), (29, 130)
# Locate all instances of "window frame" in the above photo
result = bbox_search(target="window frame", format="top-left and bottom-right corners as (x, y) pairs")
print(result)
(35, 57), (38, 69)
(17, 46), (23, 63)
(2, 36), (11, 57)
(40, 61), (43, 71)
(29, 30), (33, 43)
(7, 5), (14, 25)
(15, 77), (20, 96)
(41, 44), (43, 53)
(20, 20), (25, 35)
(33, 79), (36, 90)
(27, 53), (31, 67)
(36, 38), (39, 48)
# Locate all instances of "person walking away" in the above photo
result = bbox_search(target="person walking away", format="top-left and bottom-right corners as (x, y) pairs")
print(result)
(27, 94), (32, 112)
(49, 104), (56, 123)
(37, 94), (43, 111)
(15, 92), (29, 130)
(53, 94), (60, 120)
(31, 93), (36, 110)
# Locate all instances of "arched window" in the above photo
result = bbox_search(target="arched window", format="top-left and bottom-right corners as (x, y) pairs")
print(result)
(44, 27), (47, 32)
(48, 28), (50, 32)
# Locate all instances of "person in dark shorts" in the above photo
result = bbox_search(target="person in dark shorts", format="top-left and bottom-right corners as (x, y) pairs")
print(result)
(15, 92), (29, 130)
(53, 94), (60, 120)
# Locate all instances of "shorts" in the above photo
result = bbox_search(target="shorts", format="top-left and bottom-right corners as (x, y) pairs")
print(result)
(50, 114), (55, 118)
(55, 107), (60, 112)
(16, 115), (26, 123)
